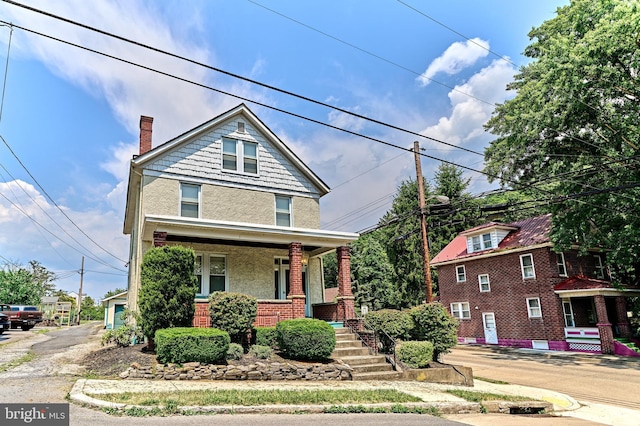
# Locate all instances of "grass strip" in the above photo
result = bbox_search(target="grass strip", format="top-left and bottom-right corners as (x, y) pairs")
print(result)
(446, 389), (537, 403)
(474, 376), (509, 385)
(88, 388), (421, 406)
(0, 351), (36, 373)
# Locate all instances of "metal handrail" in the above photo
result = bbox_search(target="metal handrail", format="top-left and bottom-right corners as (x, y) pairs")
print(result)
(343, 303), (398, 370)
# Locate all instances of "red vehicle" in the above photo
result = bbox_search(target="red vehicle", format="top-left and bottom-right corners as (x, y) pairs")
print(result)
(0, 304), (43, 331)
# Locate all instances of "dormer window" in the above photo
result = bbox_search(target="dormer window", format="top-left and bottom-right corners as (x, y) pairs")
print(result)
(471, 233), (493, 252)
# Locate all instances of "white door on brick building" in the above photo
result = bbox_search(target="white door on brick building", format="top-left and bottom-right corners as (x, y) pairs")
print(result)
(482, 312), (498, 344)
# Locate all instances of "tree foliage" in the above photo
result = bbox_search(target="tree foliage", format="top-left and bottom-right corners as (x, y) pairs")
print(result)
(350, 232), (396, 310)
(484, 0), (640, 284)
(0, 261), (55, 305)
(138, 246), (198, 346)
(208, 291), (257, 344)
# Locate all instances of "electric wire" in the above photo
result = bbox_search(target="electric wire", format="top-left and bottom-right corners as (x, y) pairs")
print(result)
(0, 23), (12, 123)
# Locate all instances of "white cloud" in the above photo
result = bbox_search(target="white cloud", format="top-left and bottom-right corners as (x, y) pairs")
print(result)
(417, 38), (490, 87)
(420, 59), (516, 149)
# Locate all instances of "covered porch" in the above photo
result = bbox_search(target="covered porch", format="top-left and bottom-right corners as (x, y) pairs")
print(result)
(144, 215), (358, 327)
(554, 276), (640, 355)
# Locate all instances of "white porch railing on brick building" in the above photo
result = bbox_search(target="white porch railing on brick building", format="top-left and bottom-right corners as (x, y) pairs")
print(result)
(564, 327), (601, 352)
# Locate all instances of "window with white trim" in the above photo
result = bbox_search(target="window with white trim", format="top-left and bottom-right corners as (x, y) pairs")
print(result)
(222, 138), (258, 174)
(275, 195), (292, 227)
(478, 274), (490, 292)
(562, 300), (575, 327)
(520, 254), (536, 279)
(470, 232), (492, 252)
(195, 254), (227, 297)
(456, 265), (466, 282)
(450, 302), (470, 319)
(180, 183), (200, 218)
(594, 255), (605, 279)
(527, 297), (542, 318)
(556, 252), (567, 277)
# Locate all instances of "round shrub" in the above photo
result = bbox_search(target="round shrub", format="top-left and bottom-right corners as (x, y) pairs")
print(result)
(364, 309), (414, 353)
(209, 292), (258, 343)
(276, 318), (336, 360)
(397, 341), (434, 369)
(155, 327), (230, 364)
(249, 344), (273, 359)
(409, 303), (459, 360)
(226, 343), (244, 360)
(254, 326), (278, 348)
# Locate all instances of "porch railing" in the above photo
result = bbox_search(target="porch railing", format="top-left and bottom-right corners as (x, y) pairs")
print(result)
(564, 327), (601, 352)
(344, 303), (397, 370)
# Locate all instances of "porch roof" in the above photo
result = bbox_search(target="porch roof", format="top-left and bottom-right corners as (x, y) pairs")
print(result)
(142, 214), (359, 255)
(553, 275), (640, 297)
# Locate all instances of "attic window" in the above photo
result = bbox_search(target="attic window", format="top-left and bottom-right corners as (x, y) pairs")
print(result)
(237, 122), (245, 133)
(222, 138), (258, 175)
(470, 232), (493, 252)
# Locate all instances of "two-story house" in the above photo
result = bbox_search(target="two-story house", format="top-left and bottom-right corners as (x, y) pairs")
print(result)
(432, 214), (640, 355)
(123, 104), (358, 327)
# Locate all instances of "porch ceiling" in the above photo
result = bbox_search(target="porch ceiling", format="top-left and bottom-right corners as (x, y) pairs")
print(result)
(142, 215), (359, 254)
(553, 275), (640, 298)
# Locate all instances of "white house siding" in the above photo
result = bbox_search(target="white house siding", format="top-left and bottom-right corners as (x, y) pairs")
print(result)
(144, 117), (321, 198)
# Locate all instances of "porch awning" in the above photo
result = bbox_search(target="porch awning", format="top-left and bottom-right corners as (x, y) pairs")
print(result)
(142, 214), (359, 255)
(553, 275), (640, 298)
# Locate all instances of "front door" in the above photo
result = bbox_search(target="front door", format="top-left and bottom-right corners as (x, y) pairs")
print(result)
(113, 304), (126, 329)
(482, 312), (498, 344)
(274, 258), (309, 316)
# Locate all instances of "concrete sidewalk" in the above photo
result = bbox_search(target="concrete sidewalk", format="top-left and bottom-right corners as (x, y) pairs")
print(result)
(70, 377), (571, 416)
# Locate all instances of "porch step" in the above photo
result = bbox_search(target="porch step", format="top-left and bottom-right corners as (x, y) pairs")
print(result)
(336, 354), (388, 366)
(331, 347), (372, 357)
(335, 339), (363, 349)
(351, 370), (402, 381)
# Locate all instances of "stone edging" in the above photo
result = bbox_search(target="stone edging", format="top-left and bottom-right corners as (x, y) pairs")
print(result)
(120, 360), (354, 381)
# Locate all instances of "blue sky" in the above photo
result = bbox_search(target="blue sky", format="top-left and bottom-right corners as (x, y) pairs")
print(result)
(0, 0), (567, 301)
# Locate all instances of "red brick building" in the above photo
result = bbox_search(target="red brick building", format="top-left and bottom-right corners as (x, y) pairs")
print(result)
(432, 215), (640, 355)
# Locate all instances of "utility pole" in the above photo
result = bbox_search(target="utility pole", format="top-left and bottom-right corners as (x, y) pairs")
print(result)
(413, 141), (434, 304)
(77, 256), (84, 325)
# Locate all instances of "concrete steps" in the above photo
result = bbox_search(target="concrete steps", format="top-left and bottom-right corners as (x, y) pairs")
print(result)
(332, 327), (401, 381)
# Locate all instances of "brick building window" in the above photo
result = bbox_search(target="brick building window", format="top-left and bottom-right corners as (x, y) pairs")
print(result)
(594, 255), (605, 279)
(556, 252), (567, 277)
(527, 297), (542, 318)
(180, 183), (200, 218)
(470, 233), (492, 252)
(520, 254), (536, 279)
(456, 265), (466, 282)
(478, 274), (490, 292)
(450, 302), (470, 319)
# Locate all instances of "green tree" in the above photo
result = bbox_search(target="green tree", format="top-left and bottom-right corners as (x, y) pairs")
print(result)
(322, 252), (338, 290)
(0, 263), (46, 305)
(138, 246), (198, 350)
(350, 232), (396, 310)
(484, 0), (640, 284)
(27, 260), (57, 296)
(103, 288), (127, 299)
(80, 295), (104, 321)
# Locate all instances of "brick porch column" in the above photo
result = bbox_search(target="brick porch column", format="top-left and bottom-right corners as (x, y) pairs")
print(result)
(594, 295), (614, 354)
(614, 296), (632, 338)
(336, 246), (355, 321)
(153, 231), (167, 247)
(287, 242), (306, 319)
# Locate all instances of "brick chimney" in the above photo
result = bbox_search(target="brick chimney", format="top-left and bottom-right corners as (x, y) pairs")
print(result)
(139, 116), (154, 155)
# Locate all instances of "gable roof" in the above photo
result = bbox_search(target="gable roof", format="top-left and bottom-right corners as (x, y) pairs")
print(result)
(124, 104), (330, 234)
(431, 214), (552, 266)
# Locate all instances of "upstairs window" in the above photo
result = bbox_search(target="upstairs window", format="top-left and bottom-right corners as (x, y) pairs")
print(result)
(470, 232), (493, 252)
(222, 138), (258, 174)
(456, 265), (466, 282)
(556, 252), (567, 277)
(180, 183), (200, 218)
(594, 255), (605, 279)
(275, 195), (292, 227)
(520, 254), (536, 279)
(478, 274), (491, 292)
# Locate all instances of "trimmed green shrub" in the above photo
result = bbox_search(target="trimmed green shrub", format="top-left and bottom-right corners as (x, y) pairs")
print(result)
(226, 343), (244, 360)
(155, 327), (230, 364)
(276, 318), (336, 360)
(364, 309), (414, 353)
(249, 344), (273, 359)
(397, 341), (434, 369)
(209, 292), (257, 344)
(254, 326), (278, 348)
(101, 309), (143, 348)
(410, 303), (459, 360)
(138, 246), (198, 349)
